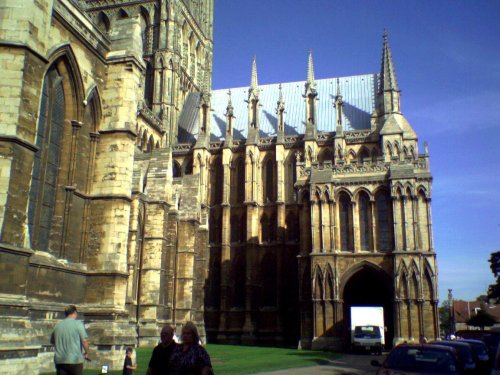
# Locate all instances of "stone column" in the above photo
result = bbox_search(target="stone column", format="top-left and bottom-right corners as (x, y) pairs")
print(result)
(394, 298), (402, 344)
(411, 196), (418, 250)
(400, 197), (408, 250)
(426, 198), (434, 251)
(392, 196), (401, 251)
(407, 300), (413, 341)
(370, 199), (377, 252)
(352, 201), (360, 252)
(218, 151), (232, 339)
(417, 299), (424, 336)
(311, 199), (320, 252)
(242, 204), (257, 343)
(321, 199), (331, 251)
(404, 196), (414, 250)
(432, 299), (439, 340)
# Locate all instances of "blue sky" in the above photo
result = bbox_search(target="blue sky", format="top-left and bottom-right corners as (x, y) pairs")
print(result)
(211, 0), (500, 302)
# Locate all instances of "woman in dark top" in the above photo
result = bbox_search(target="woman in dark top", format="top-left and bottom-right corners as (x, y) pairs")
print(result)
(169, 321), (213, 375)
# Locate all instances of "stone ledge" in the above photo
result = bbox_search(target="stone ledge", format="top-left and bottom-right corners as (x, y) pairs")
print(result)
(85, 271), (128, 278)
(0, 347), (40, 360)
(0, 243), (34, 257)
(0, 135), (38, 152)
(29, 251), (87, 274)
(0, 40), (48, 63)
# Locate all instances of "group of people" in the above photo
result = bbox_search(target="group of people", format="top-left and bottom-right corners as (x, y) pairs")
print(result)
(50, 304), (213, 375)
(144, 322), (213, 375)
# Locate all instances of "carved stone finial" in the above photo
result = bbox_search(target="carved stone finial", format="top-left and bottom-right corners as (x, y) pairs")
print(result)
(306, 49), (316, 89)
(251, 55), (258, 89)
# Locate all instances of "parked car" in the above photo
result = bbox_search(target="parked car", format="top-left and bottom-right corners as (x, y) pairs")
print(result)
(457, 339), (490, 373)
(429, 341), (476, 373)
(456, 329), (500, 361)
(491, 343), (500, 375)
(371, 343), (462, 374)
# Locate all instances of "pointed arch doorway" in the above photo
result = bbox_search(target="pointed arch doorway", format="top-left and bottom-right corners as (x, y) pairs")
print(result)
(341, 262), (395, 350)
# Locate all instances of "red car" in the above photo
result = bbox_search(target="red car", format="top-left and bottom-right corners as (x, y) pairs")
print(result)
(371, 343), (463, 374)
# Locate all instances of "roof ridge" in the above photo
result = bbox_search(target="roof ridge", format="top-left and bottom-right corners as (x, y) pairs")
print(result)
(212, 73), (377, 93)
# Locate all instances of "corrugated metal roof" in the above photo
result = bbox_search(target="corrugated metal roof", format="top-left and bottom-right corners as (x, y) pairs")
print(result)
(177, 92), (200, 143)
(211, 74), (377, 140)
(178, 74), (377, 142)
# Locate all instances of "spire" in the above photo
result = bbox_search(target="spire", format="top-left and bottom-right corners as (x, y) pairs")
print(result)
(378, 30), (402, 115)
(306, 49), (316, 91)
(226, 89), (233, 113)
(276, 84), (285, 141)
(195, 68), (211, 149)
(246, 56), (260, 144)
(379, 30), (399, 93)
(250, 55), (259, 92)
(304, 50), (318, 139)
(334, 78), (344, 133)
(225, 90), (234, 146)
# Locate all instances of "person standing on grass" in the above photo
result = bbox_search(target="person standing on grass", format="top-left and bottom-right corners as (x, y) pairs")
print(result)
(50, 305), (90, 375)
(169, 321), (213, 375)
(123, 347), (137, 375)
(146, 325), (178, 375)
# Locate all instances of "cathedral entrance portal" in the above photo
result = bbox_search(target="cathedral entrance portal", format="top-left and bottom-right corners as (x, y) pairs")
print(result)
(342, 263), (394, 350)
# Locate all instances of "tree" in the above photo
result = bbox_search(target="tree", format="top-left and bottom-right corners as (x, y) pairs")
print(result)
(476, 295), (488, 304)
(466, 309), (497, 329)
(488, 251), (500, 304)
(439, 300), (452, 337)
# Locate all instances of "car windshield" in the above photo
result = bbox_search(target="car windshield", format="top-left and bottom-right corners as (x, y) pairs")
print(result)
(385, 347), (458, 373)
(354, 326), (381, 338)
(435, 342), (474, 364)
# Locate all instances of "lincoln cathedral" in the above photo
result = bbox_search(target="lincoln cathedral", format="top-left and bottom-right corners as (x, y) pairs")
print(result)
(0, 0), (440, 372)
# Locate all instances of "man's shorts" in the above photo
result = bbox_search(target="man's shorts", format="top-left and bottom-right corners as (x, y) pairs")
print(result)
(55, 363), (83, 375)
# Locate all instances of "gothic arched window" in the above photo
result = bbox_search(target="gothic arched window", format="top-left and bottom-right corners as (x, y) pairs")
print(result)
(376, 190), (394, 251)
(318, 148), (333, 168)
(96, 12), (110, 35)
(338, 193), (353, 251)
(263, 158), (275, 203)
(172, 161), (181, 178)
(210, 157), (223, 205)
(231, 157), (245, 204)
(144, 62), (154, 108)
(358, 192), (370, 251)
(28, 66), (65, 252)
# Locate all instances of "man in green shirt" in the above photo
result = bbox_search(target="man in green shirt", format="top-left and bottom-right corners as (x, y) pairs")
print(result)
(51, 305), (90, 375)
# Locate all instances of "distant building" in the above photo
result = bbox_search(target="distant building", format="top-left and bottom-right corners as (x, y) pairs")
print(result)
(0, 0), (439, 372)
(454, 300), (500, 331)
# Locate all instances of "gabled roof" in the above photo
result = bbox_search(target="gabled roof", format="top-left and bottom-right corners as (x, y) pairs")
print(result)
(453, 300), (500, 323)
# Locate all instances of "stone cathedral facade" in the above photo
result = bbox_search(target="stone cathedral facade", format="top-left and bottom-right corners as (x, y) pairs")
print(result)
(0, 0), (439, 372)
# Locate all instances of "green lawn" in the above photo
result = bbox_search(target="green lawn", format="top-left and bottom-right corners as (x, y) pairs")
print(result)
(42, 344), (338, 374)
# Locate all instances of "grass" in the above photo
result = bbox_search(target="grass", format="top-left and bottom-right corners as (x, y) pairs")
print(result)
(41, 344), (338, 374)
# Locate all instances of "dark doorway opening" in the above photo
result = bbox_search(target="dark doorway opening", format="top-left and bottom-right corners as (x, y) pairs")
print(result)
(342, 264), (394, 350)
